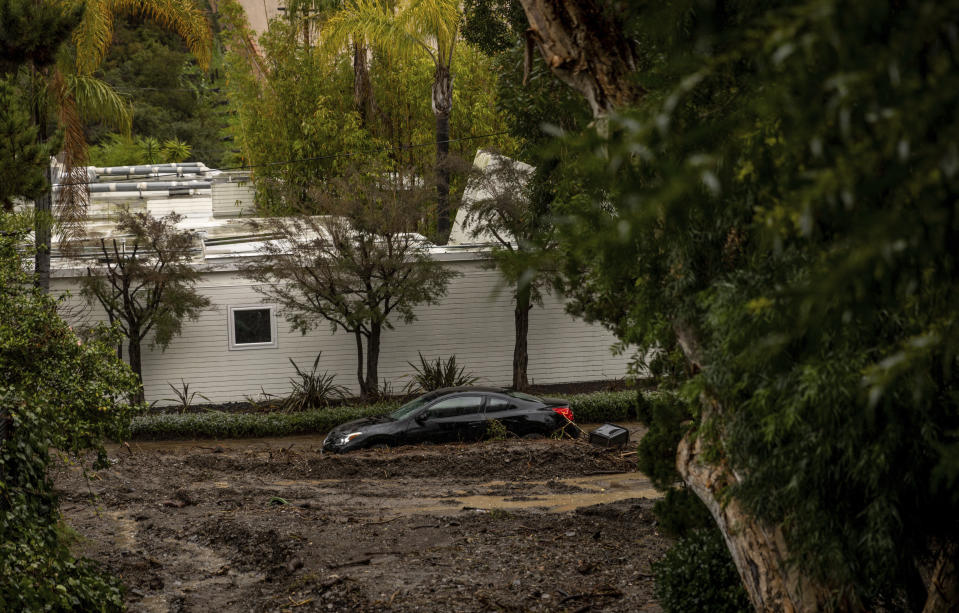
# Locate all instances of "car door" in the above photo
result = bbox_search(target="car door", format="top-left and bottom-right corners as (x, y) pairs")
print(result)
(410, 395), (486, 444)
(483, 394), (525, 435)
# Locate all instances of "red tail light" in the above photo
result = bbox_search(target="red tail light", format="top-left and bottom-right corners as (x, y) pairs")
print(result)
(552, 406), (574, 422)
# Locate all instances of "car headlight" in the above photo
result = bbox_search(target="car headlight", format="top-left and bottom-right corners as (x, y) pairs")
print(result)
(338, 432), (363, 445)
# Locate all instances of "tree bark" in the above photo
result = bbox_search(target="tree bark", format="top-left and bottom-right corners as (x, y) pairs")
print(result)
(432, 64), (453, 243)
(517, 0), (641, 117)
(513, 283), (532, 390)
(353, 42), (377, 127)
(127, 335), (145, 404)
(365, 324), (381, 398)
(354, 330), (367, 399)
(922, 544), (959, 613)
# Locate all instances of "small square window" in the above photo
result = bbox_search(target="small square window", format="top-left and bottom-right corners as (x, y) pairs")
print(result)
(229, 306), (277, 350)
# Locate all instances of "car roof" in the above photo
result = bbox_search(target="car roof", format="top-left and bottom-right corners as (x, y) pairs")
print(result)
(430, 386), (511, 395)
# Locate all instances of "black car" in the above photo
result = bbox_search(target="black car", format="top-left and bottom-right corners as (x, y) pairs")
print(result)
(322, 386), (574, 453)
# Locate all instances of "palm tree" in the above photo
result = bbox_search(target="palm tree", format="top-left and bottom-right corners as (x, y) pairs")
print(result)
(31, 0), (213, 291)
(322, 0), (460, 242)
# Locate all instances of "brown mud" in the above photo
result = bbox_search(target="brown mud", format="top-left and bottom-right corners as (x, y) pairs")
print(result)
(53, 428), (669, 612)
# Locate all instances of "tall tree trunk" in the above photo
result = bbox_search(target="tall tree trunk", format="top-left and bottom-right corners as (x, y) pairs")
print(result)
(353, 41), (377, 126)
(354, 330), (367, 399)
(513, 283), (532, 390)
(365, 324), (381, 398)
(517, 0), (641, 116)
(432, 64), (453, 243)
(127, 335), (145, 404)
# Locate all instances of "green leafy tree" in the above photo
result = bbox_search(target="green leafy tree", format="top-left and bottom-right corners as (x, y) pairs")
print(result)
(244, 167), (458, 398)
(0, 80), (58, 211)
(322, 0), (462, 240)
(461, 151), (553, 390)
(0, 212), (138, 611)
(528, 0), (959, 610)
(81, 210), (211, 403)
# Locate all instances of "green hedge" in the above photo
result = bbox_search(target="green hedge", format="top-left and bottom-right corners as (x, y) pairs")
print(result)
(130, 402), (397, 440)
(129, 389), (670, 440)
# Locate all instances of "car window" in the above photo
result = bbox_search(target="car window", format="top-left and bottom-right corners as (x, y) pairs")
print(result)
(485, 397), (511, 412)
(428, 396), (485, 418)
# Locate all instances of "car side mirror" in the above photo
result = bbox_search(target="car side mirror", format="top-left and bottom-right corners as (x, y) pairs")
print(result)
(414, 412), (428, 424)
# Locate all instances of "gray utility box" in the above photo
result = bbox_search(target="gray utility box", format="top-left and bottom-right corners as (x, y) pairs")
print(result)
(588, 423), (630, 449)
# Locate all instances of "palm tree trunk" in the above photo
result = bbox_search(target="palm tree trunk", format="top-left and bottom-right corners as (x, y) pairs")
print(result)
(353, 42), (377, 126)
(431, 64), (453, 243)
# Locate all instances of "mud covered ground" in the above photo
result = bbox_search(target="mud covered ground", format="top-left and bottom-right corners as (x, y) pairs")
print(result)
(53, 428), (669, 612)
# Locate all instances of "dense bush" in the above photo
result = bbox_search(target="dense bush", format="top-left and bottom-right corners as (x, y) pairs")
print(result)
(131, 402), (398, 440)
(0, 214), (139, 611)
(405, 353), (479, 393)
(653, 528), (751, 613)
(131, 388), (656, 440)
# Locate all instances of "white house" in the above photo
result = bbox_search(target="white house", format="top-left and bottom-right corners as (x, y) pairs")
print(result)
(48, 160), (632, 405)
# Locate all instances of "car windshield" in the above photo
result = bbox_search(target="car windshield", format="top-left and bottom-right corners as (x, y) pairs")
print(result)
(389, 394), (433, 420)
(506, 390), (543, 402)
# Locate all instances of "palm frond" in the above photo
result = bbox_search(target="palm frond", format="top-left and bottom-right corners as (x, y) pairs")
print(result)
(399, 0), (459, 59)
(74, 0), (213, 74)
(66, 74), (133, 131)
(321, 0), (435, 65)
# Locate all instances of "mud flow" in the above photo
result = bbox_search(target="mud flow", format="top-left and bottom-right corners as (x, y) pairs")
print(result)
(53, 428), (669, 612)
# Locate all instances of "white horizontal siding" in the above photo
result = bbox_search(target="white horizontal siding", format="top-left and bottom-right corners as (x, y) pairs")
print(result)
(53, 260), (631, 404)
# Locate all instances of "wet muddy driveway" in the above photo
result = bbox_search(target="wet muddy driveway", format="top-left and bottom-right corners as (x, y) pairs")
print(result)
(53, 428), (669, 612)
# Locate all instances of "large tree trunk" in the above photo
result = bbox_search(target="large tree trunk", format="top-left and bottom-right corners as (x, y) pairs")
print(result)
(365, 324), (381, 398)
(432, 64), (453, 243)
(127, 336), (145, 404)
(517, 0), (641, 116)
(676, 413), (840, 612)
(513, 283), (532, 390)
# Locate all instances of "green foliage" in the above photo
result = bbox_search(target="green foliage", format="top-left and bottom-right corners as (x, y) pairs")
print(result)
(636, 393), (690, 490)
(653, 528), (751, 613)
(88, 134), (192, 167)
(405, 352), (479, 393)
(653, 487), (713, 539)
(0, 212), (138, 611)
(132, 402), (397, 440)
(0, 80), (58, 210)
(281, 353), (348, 411)
(549, 0), (959, 606)
(89, 13), (229, 167)
(564, 390), (637, 423)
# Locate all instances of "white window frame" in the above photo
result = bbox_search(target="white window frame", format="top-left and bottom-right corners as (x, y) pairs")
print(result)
(228, 305), (278, 350)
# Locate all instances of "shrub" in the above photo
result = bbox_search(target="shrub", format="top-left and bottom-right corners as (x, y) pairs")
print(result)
(130, 402), (398, 440)
(565, 390), (637, 422)
(654, 487), (714, 538)
(406, 353), (479, 392)
(653, 528), (751, 613)
(637, 393), (690, 489)
(485, 418), (509, 440)
(161, 379), (210, 413)
(281, 353), (349, 411)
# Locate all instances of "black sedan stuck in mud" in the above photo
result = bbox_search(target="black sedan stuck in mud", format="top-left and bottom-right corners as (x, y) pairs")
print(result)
(323, 387), (575, 452)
